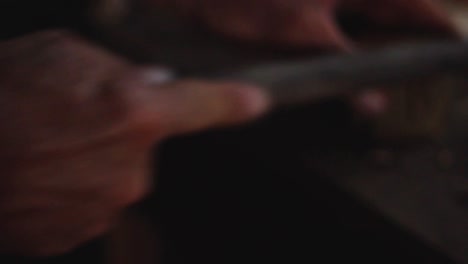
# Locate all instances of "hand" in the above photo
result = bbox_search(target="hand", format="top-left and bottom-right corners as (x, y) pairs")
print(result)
(0, 30), (269, 257)
(142, 0), (457, 50)
(140, 0), (458, 116)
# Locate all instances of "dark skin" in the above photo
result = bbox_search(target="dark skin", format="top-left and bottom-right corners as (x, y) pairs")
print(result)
(1, 0), (457, 257)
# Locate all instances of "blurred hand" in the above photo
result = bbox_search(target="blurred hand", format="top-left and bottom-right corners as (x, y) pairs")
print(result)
(143, 0), (350, 51)
(200, 0), (457, 117)
(141, 0), (457, 116)
(143, 0), (456, 50)
(0, 30), (269, 257)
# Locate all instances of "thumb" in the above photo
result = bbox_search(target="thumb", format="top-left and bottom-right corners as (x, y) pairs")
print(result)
(117, 69), (270, 140)
(150, 80), (271, 137)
